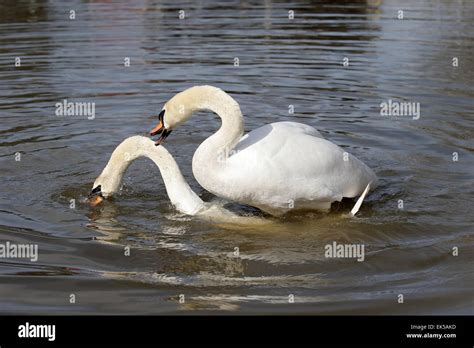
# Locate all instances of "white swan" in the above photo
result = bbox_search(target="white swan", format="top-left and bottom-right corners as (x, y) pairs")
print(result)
(150, 85), (378, 216)
(88, 135), (268, 224)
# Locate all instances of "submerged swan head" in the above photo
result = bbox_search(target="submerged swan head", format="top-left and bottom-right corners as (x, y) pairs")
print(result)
(150, 85), (241, 145)
(89, 136), (160, 206)
(88, 136), (205, 215)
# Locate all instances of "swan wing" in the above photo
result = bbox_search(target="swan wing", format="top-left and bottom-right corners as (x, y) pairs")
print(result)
(223, 122), (376, 208)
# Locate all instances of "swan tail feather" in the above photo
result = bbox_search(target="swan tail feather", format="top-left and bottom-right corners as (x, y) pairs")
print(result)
(349, 182), (371, 217)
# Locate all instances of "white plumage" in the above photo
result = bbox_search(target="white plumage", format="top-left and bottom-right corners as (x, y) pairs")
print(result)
(155, 86), (378, 216)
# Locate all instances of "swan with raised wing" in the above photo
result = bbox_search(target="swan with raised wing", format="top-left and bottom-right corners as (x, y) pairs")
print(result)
(149, 85), (377, 216)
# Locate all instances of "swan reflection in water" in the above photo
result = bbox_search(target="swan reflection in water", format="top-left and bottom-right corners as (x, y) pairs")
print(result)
(85, 189), (360, 312)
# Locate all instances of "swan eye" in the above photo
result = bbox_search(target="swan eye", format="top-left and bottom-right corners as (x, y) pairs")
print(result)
(150, 109), (172, 145)
(90, 185), (102, 195)
(150, 110), (166, 136)
(158, 109), (165, 122)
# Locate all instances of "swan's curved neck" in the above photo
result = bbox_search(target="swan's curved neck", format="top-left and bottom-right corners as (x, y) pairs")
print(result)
(170, 86), (244, 177)
(170, 86), (244, 152)
(196, 87), (244, 153)
(96, 136), (205, 215)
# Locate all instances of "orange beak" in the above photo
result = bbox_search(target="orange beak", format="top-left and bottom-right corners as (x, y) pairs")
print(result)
(88, 185), (104, 207)
(150, 119), (164, 136)
(89, 194), (104, 207)
(149, 110), (172, 146)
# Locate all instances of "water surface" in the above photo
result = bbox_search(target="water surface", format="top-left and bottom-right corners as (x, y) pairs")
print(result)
(0, 0), (473, 314)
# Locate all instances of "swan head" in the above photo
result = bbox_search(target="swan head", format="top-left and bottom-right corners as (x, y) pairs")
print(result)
(150, 86), (210, 145)
(88, 184), (104, 207)
(150, 99), (193, 145)
(150, 109), (173, 145)
(89, 166), (123, 207)
(88, 135), (176, 207)
(89, 175), (116, 207)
